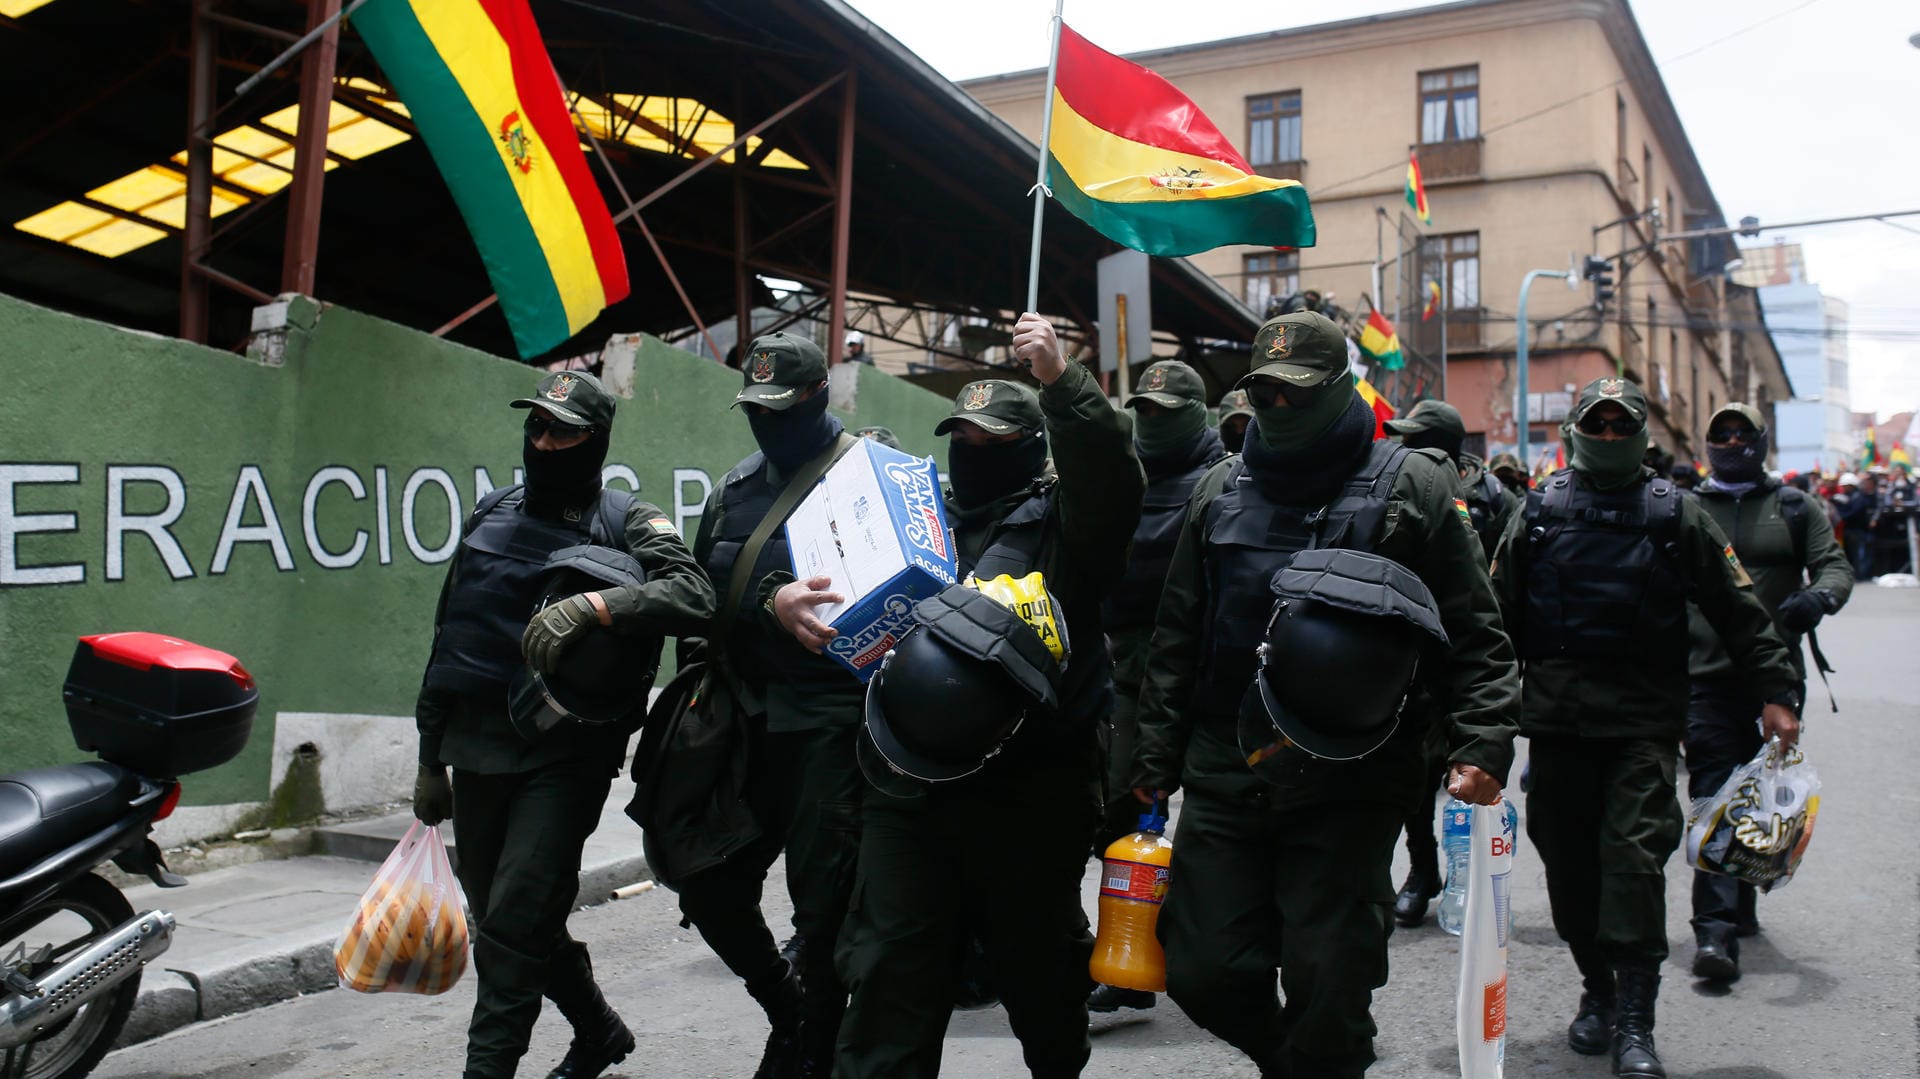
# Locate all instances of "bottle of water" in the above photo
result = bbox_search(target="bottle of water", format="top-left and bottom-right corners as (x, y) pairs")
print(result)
(1437, 798), (1473, 935)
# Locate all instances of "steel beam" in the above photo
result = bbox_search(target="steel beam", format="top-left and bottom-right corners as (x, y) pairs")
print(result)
(180, 2), (216, 343)
(825, 71), (855, 366)
(279, 0), (341, 296)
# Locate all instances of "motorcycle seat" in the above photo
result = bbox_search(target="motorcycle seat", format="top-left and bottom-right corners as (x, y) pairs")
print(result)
(0, 763), (143, 881)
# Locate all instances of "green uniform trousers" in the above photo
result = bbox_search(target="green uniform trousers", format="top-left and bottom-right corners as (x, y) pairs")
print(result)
(452, 759), (612, 1078)
(1097, 627), (1152, 851)
(1159, 793), (1402, 1079)
(675, 723), (863, 1041)
(1525, 735), (1684, 971)
(834, 763), (1098, 1079)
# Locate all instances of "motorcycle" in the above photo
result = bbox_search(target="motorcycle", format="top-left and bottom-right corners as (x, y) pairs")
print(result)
(1, 633), (257, 1079)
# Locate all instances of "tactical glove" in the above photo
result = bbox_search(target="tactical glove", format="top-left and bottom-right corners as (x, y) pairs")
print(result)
(1777, 589), (1833, 635)
(522, 593), (600, 674)
(413, 766), (453, 826)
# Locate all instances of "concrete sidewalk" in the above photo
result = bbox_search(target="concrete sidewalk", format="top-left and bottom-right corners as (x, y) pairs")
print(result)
(116, 774), (650, 1047)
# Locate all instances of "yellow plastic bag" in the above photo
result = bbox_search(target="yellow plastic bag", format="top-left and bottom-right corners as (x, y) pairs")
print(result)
(334, 821), (469, 994)
(964, 572), (1069, 663)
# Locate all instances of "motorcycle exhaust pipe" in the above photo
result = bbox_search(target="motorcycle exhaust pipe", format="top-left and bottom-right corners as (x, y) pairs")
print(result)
(0, 910), (174, 1049)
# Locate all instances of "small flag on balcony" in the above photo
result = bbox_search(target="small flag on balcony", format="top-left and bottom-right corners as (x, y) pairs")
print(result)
(1406, 150), (1431, 226)
(1423, 279), (1442, 321)
(1359, 309), (1404, 371)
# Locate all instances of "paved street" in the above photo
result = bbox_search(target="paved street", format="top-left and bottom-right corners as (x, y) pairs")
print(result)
(98, 587), (1919, 1079)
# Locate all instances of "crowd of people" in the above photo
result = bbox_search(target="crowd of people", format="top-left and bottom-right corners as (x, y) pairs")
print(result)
(406, 310), (1843, 1079)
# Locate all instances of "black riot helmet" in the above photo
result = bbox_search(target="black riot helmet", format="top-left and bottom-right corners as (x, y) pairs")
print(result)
(860, 581), (1065, 795)
(508, 544), (663, 741)
(1237, 548), (1449, 773)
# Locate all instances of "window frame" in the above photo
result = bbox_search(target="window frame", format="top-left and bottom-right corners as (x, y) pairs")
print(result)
(1241, 249), (1301, 316)
(1420, 230), (1481, 313)
(1417, 65), (1480, 145)
(1245, 90), (1304, 177)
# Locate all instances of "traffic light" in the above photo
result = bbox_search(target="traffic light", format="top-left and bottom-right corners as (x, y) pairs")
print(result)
(1583, 255), (1616, 309)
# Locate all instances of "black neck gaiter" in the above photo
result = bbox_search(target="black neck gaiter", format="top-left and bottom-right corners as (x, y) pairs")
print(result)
(523, 431), (609, 518)
(1141, 425), (1223, 481)
(748, 392), (842, 476)
(1239, 393), (1378, 506)
(1708, 431), (1770, 485)
(949, 432), (1048, 510)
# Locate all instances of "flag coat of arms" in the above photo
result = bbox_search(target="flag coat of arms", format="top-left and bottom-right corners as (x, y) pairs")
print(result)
(1045, 25), (1314, 257)
(354, 0), (629, 358)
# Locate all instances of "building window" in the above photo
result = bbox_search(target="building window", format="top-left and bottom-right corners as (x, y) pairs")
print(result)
(1242, 250), (1300, 316)
(1247, 92), (1302, 167)
(1419, 66), (1479, 144)
(1422, 231), (1480, 310)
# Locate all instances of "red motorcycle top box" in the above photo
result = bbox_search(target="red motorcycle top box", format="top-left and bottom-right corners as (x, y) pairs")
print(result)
(62, 632), (258, 778)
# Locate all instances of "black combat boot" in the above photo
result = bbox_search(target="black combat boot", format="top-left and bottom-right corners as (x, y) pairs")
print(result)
(1691, 937), (1739, 982)
(1567, 945), (1615, 1055)
(1392, 843), (1441, 927)
(1087, 984), (1156, 1012)
(746, 960), (803, 1079)
(1610, 969), (1665, 1077)
(545, 982), (636, 1078)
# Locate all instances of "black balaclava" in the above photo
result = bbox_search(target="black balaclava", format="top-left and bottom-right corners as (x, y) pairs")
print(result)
(747, 391), (842, 475)
(948, 431), (1049, 510)
(523, 429), (609, 518)
(1220, 416), (1250, 454)
(1240, 392), (1377, 506)
(1708, 429), (1770, 486)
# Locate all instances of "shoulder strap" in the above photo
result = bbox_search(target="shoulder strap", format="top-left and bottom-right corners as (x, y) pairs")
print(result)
(1645, 479), (1681, 542)
(1777, 485), (1810, 565)
(714, 432), (858, 642)
(591, 487), (638, 552)
(466, 483), (519, 532)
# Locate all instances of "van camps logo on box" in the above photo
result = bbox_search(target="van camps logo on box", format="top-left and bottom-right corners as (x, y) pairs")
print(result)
(883, 459), (948, 563)
(827, 592), (918, 672)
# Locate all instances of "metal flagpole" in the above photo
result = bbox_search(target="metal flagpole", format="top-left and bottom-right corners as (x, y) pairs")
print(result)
(1024, 0), (1066, 314)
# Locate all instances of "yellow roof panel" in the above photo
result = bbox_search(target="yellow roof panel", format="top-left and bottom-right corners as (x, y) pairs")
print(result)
(86, 166), (184, 213)
(328, 113), (410, 159)
(15, 201), (114, 243)
(66, 216), (169, 258)
(0, 0), (59, 16)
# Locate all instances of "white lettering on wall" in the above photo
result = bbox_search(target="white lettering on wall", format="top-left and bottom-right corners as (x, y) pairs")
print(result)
(672, 468), (713, 537)
(0, 463), (84, 586)
(602, 464), (640, 493)
(106, 465), (193, 581)
(211, 465), (295, 574)
(302, 467), (368, 570)
(474, 467), (502, 502)
(375, 467), (392, 566)
(402, 468), (460, 564)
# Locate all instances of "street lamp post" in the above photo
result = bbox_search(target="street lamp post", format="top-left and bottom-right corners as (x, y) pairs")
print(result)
(1516, 269), (1572, 469)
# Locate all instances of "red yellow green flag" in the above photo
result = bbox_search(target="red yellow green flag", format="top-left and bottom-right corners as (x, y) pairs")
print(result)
(1355, 376), (1395, 439)
(1046, 25), (1315, 257)
(353, 0), (629, 358)
(1423, 279), (1442, 321)
(1892, 442), (1913, 469)
(1406, 150), (1431, 226)
(1861, 427), (1880, 468)
(1359, 309), (1404, 371)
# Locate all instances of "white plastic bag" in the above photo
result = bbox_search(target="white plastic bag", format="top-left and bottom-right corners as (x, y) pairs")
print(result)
(334, 821), (469, 994)
(1456, 798), (1515, 1079)
(1685, 737), (1821, 892)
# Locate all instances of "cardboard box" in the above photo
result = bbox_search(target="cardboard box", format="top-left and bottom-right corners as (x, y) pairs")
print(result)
(785, 439), (959, 681)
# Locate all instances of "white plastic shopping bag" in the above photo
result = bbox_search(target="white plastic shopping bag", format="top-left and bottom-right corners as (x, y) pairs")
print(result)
(1456, 798), (1515, 1079)
(1685, 737), (1821, 892)
(334, 821), (469, 994)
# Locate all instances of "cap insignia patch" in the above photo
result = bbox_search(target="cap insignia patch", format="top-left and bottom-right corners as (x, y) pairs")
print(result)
(1143, 366), (1167, 391)
(545, 374), (576, 402)
(1599, 378), (1626, 399)
(962, 383), (993, 411)
(750, 350), (777, 384)
(1265, 326), (1292, 359)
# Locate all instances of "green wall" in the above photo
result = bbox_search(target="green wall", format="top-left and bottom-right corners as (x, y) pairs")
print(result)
(0, 293), (954, 804)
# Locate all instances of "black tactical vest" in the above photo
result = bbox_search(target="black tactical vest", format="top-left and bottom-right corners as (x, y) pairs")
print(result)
(1463, 470), (1507, 556)
(1105, 450), (1225, 630)
(1193, 441), (1411, 717)
(1520, 469), (1686, 666)
(426, 486), (632, 693)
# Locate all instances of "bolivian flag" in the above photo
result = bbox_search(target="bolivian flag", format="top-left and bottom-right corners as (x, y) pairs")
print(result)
(1047, 25), (1314, 257)
(1406, 150), (1431, 226)
(1359, 309), (1404, 371)
(354, 0), (628, 358)
(1356, 376), (1395, 440)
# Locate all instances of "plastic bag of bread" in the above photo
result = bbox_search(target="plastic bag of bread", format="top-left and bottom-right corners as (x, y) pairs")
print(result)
(335, 821), (469, 994)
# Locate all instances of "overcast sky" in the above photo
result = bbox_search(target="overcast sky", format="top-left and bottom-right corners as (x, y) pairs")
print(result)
(847, 0), (1919, 424)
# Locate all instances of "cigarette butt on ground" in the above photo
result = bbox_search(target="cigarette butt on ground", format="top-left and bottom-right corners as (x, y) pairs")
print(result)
(609, 880), (657, 901)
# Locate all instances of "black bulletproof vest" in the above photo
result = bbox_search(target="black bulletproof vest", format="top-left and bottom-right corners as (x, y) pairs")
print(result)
(1193, 441), (1410, 717)
(701, 452), (816, 684)
(1520, 469), (1686, 667)
(1463, 470), (1507, 556)
(1105, 450), (1224, 630)
(426, 486), (631, 693)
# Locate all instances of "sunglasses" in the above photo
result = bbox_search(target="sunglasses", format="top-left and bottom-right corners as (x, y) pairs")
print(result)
(1707, 426), (1759, 445)
(1245, 378), (1329, 410)
(525, 413), (595, 440)
(1575, 414), (1643, 437)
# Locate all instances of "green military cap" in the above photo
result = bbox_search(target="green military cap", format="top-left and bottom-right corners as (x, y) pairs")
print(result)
(732, 331), (829, 411)
(511, 369), (615, 428)
(1217, 387), (1254, 421)
(1384, 399), (1467, 441)
(1125, 360), (1207, 409)
(1488, 452), (1524, 474)
(1569, 376), (1650, 424)
(1707, 402), (1767, 435)
(1237, 311), (1350, 391)
(934, 380), (1044, 436)
(854, 425), (904, 450)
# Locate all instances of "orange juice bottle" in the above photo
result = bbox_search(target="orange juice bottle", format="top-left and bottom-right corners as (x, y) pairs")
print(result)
(1089, 809), (1173, 991)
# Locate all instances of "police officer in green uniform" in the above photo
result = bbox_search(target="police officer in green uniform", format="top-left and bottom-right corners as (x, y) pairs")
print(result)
(1379, 397), (1521, 925)
(1490, 378), (1800, 1078)
(1131, 312), (1520, 1078)
(1089, 359), (1227, 1016)
(677, 332), (865, 1078)
(1487, 452), (1528, 498)
(1685, 403), (1851, 982)
(1215, 387), (1255, 454)
(413, 371), (716, 1079)
(816, 312), (1142, 1078)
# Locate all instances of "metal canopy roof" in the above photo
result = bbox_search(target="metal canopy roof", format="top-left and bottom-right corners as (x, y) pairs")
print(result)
(0, 0), (1260, 363)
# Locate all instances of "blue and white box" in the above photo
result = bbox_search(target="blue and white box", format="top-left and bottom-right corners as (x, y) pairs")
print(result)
(784, 439), (960, 681)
